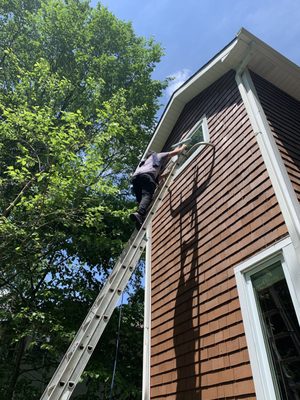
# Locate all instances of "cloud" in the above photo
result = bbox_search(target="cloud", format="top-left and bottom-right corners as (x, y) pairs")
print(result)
(166, 68), (191, 97)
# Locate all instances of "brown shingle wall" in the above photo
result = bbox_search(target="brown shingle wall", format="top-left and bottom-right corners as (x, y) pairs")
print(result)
(150, 71), (288, 399)
(251, 71), (300, 202)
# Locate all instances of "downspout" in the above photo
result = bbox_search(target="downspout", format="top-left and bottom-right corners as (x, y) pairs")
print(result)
(235, 46), (300, 259)
(142, 225), (152, 400)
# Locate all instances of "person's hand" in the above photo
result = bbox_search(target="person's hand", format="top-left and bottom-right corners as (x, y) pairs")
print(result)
(168, 144), (188, 157)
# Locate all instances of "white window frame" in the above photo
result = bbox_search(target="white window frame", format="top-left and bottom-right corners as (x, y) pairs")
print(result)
(234, 236), (300, 400)
(175, 116), (209, 176)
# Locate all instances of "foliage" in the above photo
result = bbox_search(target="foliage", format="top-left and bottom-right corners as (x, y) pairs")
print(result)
(0, 0), (166, 398)
(75, 287), (145, 400)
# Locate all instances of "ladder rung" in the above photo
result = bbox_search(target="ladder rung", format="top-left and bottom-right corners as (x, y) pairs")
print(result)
(96, 296), (104, 306)
(83, 321), (89, 331)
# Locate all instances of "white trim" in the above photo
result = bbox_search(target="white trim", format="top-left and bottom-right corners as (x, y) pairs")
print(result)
(235, 69), (300, 258)
(142, 225), (152, 400)
(144, 38), (240, 155)
(234, 237), (292, 275)
(282, 243), (300, 325)
(234, 236), (300, 400)
(175, 116), (210, 176)
(145, 28), (300, 156)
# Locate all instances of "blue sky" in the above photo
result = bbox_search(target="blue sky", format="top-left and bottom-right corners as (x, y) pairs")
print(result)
(90, 0), (300, 114)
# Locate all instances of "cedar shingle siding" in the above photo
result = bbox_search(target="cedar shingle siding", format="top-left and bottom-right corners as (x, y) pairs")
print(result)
(251, 71), (300, 202)
(150, 71), (288, 399)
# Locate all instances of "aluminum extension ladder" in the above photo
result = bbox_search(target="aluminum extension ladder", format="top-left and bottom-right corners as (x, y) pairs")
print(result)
(40, 154), (181, 400)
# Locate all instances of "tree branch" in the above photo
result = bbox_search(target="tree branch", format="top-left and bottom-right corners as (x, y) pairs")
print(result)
(2, 177), (35, 218)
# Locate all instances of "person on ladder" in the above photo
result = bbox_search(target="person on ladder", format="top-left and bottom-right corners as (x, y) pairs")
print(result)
(130, 144), (187, 229)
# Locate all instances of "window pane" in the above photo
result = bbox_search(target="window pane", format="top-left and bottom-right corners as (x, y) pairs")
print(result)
(175, 118), (209, 174)
(189, 124), (204, 147)
(252, 263), (300, 399)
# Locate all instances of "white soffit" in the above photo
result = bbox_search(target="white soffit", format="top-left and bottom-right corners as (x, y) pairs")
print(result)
(238, 28), (300, 101)
(147, 28), (300, 154)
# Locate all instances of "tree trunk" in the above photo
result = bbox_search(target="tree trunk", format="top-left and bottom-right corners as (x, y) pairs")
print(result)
(4, 336), (27, 400)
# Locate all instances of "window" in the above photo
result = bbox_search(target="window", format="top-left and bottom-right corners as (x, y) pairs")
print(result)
(252, 262), (300, 399)
(235, 238), (300, 400)
(176, 116), (209, 174)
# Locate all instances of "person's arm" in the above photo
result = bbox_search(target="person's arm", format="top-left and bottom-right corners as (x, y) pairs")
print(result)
(157, 144), (187, 182)
(167, 144), (187, 158)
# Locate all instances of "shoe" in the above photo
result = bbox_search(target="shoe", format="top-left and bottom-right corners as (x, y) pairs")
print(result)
(130, 212), (144, 229)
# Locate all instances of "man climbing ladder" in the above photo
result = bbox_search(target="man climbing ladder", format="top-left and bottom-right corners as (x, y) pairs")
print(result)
(130, 144), (187, 228)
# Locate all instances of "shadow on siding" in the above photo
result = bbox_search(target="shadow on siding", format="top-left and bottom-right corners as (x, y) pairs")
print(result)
(169, 146), (215, 399)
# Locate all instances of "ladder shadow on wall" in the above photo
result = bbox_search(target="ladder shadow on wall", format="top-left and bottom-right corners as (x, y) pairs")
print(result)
(168, 145), (215, 400)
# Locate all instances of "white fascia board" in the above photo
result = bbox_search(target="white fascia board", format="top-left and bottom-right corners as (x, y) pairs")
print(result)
(237, 28), (300, 101)
(238, 28), (300, 74)
(146, 27), (300, 157)
(145, 38), (239, 155)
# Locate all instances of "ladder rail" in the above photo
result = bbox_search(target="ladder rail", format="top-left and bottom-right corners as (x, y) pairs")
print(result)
(49, 240), (147, 400)
(41, 234), (148, 400)
(64, 243), (146, 392)
(40, 156), (180, 400)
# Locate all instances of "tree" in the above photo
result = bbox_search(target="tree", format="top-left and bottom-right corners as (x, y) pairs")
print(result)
(0, 1), (166, 398)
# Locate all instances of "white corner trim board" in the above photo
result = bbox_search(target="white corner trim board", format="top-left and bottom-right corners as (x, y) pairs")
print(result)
(142, 225), (152, 400)
(235, 68), (300, 256)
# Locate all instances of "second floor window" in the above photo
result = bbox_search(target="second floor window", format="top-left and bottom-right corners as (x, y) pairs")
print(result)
(176, 116), (209, 173)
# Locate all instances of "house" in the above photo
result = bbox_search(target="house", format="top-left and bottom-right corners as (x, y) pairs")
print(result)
(142, 28), (300, 400)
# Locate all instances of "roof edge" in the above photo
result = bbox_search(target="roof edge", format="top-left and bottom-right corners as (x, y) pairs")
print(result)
(146, 28), (300, 155)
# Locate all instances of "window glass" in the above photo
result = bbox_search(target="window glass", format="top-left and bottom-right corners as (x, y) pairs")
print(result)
(176, 117), (209, 173)
(188, 122), (204, 147)
(252, 262), (300, 399)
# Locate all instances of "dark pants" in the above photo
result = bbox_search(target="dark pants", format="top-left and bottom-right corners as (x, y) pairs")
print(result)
(131, 174), (157, 216)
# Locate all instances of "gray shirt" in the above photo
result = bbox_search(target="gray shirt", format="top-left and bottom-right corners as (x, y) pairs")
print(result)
(133, 152), (169, 179)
